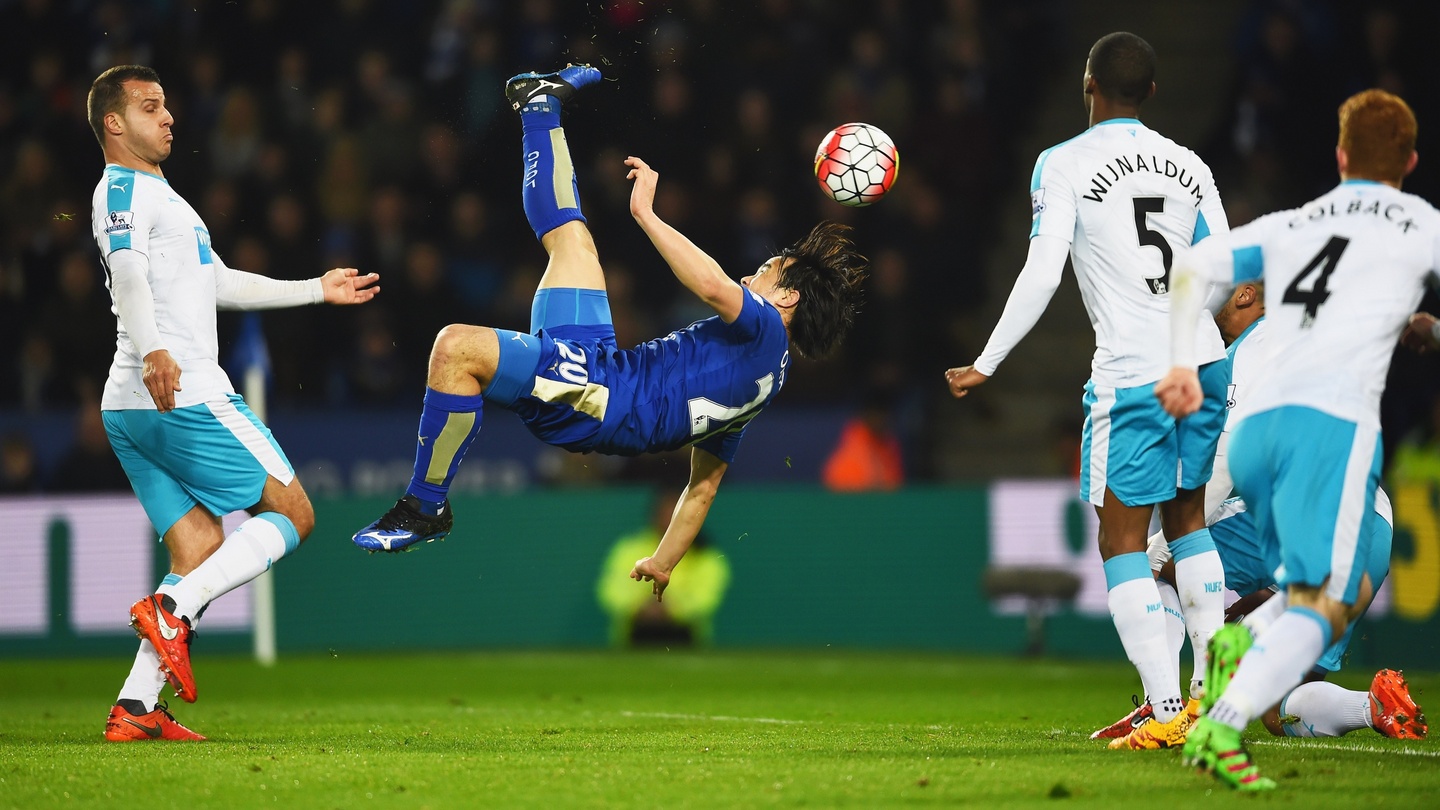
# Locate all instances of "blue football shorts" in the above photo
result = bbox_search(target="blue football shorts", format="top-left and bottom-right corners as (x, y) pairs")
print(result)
(1209, 494), (1391, 671)
(1079, 358), (1230, 507)
(102, 393), (294, 537)
(484, 287), (617, 451)
(1227, 406), (1383, 606)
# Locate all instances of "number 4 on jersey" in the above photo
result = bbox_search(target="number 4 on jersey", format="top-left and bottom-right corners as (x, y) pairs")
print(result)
(1282, 236), (1349, 328)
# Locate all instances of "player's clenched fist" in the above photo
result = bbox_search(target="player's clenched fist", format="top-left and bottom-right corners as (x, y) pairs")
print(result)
(945, 365), (989, 399)
(1155, 367), (1202, 418)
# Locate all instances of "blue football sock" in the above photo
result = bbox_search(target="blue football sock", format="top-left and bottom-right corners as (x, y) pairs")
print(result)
(406, 388), (485, 509)
(520, 123), (586, 240)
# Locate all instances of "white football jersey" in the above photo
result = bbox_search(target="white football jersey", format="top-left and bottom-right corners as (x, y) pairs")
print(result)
(1199, 181), (1440, 428)
(1205, 316), (1267, 512)
(1030, 118), (1229, 386)
(92, 165), (234, 410)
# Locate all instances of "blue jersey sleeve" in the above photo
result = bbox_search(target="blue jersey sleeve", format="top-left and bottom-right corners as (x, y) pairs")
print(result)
(728, 289), (774, 341)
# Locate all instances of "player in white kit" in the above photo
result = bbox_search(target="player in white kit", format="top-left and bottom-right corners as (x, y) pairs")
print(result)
(87, 65), (379, 741)
(1159, 88), (1440, 790)
(946, 33), (1231, 750)
(1092, 282), (1424, 744)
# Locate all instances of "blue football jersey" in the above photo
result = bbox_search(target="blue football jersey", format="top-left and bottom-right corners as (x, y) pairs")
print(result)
(513, 289), (790, 463)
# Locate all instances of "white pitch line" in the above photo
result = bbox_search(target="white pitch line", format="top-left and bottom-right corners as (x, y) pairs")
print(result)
(1251, 739), (1440, 758)
(619, 710), (806, 725)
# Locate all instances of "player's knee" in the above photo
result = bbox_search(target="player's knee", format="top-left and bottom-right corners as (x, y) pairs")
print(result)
(287, 500), (315, 542)
(430, 324), (479, 369)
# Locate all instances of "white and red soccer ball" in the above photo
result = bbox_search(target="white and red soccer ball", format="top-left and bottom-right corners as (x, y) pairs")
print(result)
(813, 122), (899, 207)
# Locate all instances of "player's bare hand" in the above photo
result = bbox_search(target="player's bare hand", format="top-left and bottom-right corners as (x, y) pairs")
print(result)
(624, 156), (658, 220)
(944, 366), (989, 399)
(1155, 367), (1202, 418)
(1400, 312), (1439, 354)
(630, 555), (671, 602)
(321, 267), (380, 305)
(1224, 589), (1275, 625)
(142, 349), (182, 413)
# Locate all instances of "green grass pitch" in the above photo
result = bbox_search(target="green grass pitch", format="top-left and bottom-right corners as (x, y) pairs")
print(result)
(1, 651), (1435, 808)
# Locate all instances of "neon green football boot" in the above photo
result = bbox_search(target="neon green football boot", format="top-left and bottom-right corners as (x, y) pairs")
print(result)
(1182, 717), (1276, 791)
(1200, 623), (1253, 716)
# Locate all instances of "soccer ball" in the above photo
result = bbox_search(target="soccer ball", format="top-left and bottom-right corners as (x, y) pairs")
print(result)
(813, 123), (899, 207)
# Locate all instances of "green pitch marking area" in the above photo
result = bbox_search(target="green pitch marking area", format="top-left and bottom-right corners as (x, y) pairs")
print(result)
(0, 652), (1434, 808)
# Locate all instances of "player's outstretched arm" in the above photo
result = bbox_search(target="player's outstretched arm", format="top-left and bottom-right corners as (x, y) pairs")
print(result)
(214, 254), (379, 310)
(631, 447), (729, 602)
(625, 155), (745, 322)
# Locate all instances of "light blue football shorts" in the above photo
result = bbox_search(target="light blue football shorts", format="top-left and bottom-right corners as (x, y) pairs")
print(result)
(1227, 406), (1383, 606)
(1079, 358), (1230, 507)
(1208, 495), (1391, 672)
(102, 393), (295, 537)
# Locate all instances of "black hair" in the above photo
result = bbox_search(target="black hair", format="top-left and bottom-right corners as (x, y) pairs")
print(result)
(87, 65), (162, 146)
(1088, 32), (1156, 106)
(776, 221), (867, 359)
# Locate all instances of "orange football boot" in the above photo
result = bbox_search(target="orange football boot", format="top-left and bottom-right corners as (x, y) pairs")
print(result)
(104, 701), (205, 741)
(1369, 669), (1428, 739)
(129, 594), (197, 703)
(1091, 695), (1154, 740)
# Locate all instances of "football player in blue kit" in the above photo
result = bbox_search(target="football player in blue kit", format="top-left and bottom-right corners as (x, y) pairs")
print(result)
(353, 65), (866, 600)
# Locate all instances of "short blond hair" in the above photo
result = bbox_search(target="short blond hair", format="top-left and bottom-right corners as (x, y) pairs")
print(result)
(1338, 89), (1417, 183)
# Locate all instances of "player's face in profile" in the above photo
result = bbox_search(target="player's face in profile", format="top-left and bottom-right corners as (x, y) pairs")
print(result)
(741, 256), (790, 300)
(119, 80), (174, 164)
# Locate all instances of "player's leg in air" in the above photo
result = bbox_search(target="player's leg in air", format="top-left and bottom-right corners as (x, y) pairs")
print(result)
(104, 407), (313, 741)
(352, 64), (604, 553)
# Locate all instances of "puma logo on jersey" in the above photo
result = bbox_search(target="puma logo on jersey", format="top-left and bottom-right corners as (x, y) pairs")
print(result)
(110, 182), (129, 191)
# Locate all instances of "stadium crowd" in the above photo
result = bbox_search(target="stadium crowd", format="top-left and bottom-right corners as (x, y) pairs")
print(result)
(1, 0), (1437, 490)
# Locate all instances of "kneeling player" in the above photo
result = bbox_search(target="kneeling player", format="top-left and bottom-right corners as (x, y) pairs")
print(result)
(1124, 493), (1425, 740)
(352, 65), (866, 600)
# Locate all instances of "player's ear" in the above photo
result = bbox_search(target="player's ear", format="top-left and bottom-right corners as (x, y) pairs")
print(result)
(1144, 81), (1156, 102)
(1336, 146), (1348, 175)
(105, 110), (123, 137)
(776, 287), (800, 310)
(1405, 150), (1418, 177)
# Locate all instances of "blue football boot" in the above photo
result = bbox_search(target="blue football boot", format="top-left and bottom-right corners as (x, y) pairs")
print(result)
(504, 64), (602, 112)
(352, 494), (454, 553)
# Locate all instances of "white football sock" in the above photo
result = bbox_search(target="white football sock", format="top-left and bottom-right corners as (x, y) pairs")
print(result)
(1278, 680), (1372, 737)
(167, 514), (296, 622)
(1241, 589), (1288, 635)
(1208, 608), (1330, 732)
(1109, 575), (1183, 721)
(117, 575), (202, 710)
(1157, 579), (1187, 691)
(1172, 537), (1225, 701)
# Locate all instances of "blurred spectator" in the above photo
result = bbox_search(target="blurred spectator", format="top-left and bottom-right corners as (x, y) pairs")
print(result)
(596, 486), (731, 647)
(822, 387), (905, 492)
(47, 402), (129, 492)
(37, 249), (114, 401)
(0, 432), (40, 494)
(209, 88), (264, 179)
